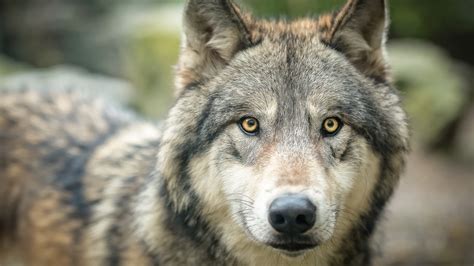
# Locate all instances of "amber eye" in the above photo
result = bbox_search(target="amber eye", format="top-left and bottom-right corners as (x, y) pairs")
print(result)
(322, 117), (342, 136)
(239, 117), (259, 135)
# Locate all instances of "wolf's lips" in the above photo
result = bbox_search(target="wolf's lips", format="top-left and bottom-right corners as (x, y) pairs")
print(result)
(268, 242), (318, 252)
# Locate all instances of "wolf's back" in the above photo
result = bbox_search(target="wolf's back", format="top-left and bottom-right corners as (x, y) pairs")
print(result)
(0, 89), (132, 243)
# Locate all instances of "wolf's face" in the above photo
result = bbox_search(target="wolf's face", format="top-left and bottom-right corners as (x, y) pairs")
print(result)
(199, 39), (391, 253)
(159, 0), (409, 259)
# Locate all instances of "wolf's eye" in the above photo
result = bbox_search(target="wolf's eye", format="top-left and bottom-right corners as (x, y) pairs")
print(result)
(322, 117), (342, 136)
(239, 117), (259, 135)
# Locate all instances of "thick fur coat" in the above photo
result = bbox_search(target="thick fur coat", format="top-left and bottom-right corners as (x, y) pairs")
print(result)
(0, 0), (409, 265)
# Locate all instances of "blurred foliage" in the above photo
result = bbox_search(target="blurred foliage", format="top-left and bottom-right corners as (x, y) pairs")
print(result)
(125, 29), (180, 118)
(389, 0), (474, 38)
(240, 0), (474, 38)
(242, 0), (345, 18)
(0, 55), (28, 76)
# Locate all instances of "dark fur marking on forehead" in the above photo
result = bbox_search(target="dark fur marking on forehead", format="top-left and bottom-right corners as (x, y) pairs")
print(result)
(194, 90), (264, 148)
(196, 93), (235, 148)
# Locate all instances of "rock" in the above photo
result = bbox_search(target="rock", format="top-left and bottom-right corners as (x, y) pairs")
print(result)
(388, 40), (471, 147)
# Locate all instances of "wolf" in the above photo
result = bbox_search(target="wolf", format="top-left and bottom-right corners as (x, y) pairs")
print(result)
(0, 0), (409, 265)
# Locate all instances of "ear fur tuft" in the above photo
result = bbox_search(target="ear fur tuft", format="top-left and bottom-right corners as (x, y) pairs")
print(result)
(328, 0), (389, 81)
(175, 0), (251, 95)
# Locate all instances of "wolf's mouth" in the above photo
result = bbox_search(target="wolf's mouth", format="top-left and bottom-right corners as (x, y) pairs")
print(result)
(268, 242), (318, 252)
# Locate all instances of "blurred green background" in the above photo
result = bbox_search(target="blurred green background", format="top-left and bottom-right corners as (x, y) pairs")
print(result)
(0, 0), (473, 265)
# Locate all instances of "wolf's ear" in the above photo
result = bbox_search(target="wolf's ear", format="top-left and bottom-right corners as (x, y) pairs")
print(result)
(175, 0), (252, 95)
(326, 0), (389, 81)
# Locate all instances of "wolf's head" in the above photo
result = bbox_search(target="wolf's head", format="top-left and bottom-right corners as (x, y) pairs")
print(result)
(158, 0), (409, 262)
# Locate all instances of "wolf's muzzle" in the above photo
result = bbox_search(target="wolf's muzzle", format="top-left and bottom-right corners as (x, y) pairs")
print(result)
(268, 195), (316, 235)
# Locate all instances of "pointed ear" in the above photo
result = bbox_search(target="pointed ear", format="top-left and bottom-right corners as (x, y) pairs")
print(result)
(175, 0), (252, 95)
(327, 0), (389, 81)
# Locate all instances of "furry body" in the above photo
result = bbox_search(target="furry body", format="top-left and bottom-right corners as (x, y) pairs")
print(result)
(0, 0), (409, 265)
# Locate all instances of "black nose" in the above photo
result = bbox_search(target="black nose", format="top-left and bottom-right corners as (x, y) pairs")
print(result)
(268, 195), (316, 235)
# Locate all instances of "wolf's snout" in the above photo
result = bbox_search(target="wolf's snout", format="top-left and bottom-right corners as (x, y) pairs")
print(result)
(268, 195), (316, 235)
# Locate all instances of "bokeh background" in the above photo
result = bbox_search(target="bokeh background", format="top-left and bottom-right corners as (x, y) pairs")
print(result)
(0, 0), (473, 264)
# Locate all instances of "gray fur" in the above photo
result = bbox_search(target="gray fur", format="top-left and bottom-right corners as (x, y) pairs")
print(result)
(0, 0), (409, 265)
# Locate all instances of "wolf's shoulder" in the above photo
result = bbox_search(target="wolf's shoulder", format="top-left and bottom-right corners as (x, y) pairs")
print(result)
(0, 88), (137, 129)
(0, 88), (162, 185)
